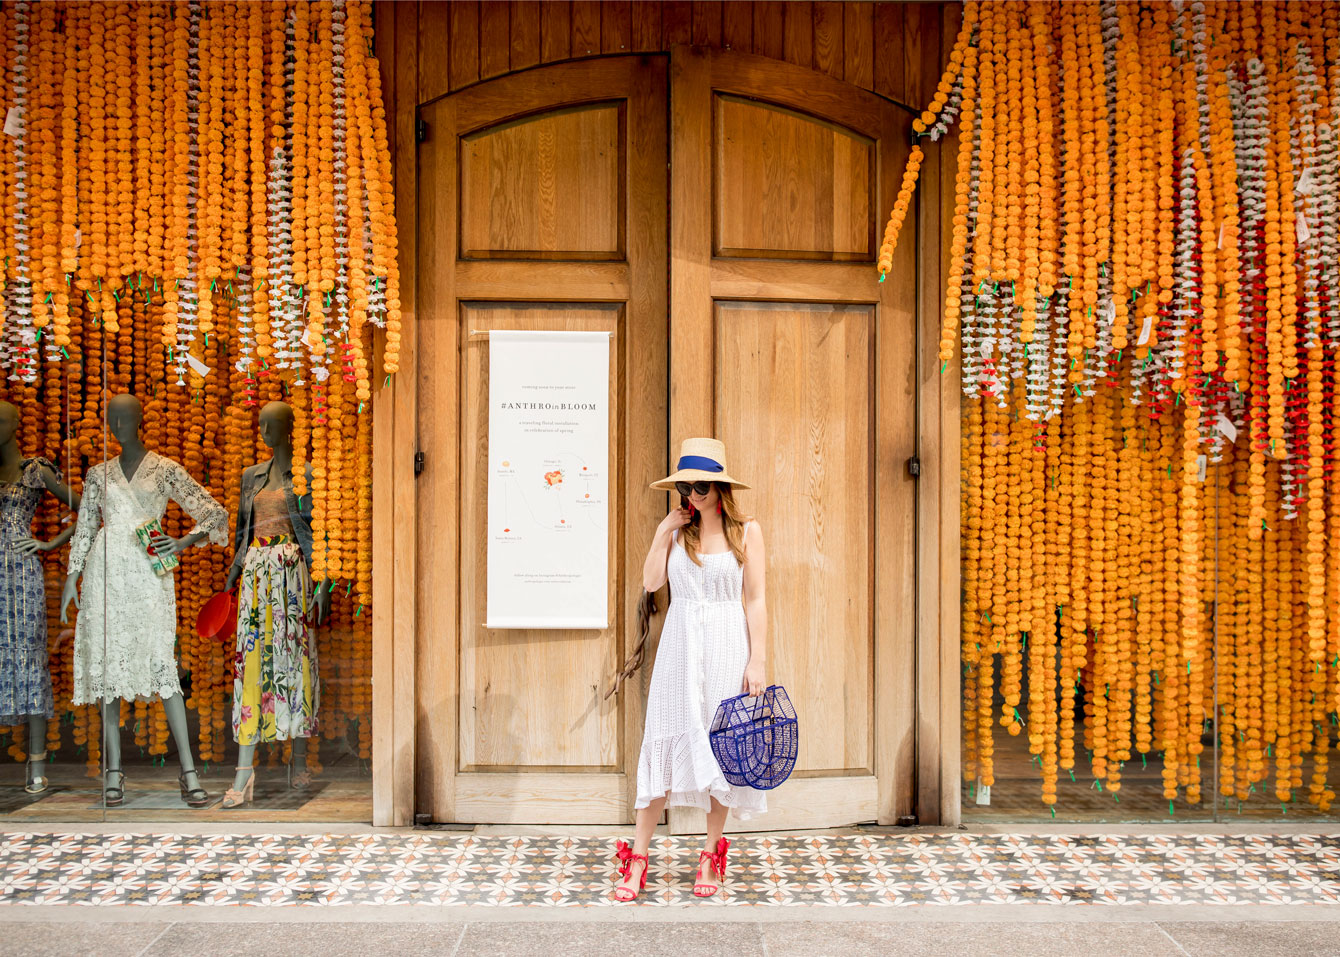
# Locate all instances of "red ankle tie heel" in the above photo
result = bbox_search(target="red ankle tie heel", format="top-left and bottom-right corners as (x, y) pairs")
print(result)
(613, 840), (650, 902)
(693, 837), (730, 897)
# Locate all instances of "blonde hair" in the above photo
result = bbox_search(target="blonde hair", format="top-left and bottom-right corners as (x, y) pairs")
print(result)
(679, 484), (750, 566)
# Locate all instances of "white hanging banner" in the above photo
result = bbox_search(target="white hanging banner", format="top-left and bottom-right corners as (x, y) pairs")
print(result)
(486, 330), (610, 629)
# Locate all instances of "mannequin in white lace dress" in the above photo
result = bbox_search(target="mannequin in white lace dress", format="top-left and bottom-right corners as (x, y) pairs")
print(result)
(613, 438), (768, 903)
(58, 394), (228, 808)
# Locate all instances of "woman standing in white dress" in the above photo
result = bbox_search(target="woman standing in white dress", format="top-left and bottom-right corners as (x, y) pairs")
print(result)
(60, 394), (228, 807)
(614, 437), (767, 902)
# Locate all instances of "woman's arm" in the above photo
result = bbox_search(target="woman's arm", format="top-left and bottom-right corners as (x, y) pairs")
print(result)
(741, 522), (767, 696)
(642, 506), (691, 592)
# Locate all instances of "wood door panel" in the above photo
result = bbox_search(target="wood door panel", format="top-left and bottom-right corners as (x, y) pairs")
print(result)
(715, 300), (873, 773)
(460, 102), (626, 260)
(459, 302), (622, 771)
(672, 46), (917, 831)
(416, 53), (667, 822)
(714, 94), (873, 260)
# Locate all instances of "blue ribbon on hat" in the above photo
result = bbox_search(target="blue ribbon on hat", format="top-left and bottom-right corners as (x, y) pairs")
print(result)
(677, 455), (724, 473)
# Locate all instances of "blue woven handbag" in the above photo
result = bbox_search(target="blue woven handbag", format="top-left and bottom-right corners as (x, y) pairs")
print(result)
(708, 685), (798, 790)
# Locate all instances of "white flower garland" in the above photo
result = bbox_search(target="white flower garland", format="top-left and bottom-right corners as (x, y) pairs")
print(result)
(927, 71), (963, 143)
(1165, 144), (1198, 394)
(172, 0), (204, 385)
(1314, 119), (1339, 353)
(5, 1), (35, 382)
(959, 75), (984, 398)
(273, 7), (308, 382)
(1023, 292), (1053, 421)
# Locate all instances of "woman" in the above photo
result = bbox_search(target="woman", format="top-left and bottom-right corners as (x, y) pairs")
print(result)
(614, 437), (767, 902)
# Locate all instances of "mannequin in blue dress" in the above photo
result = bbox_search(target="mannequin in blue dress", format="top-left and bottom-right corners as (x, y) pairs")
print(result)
(0, 401), (80, 793)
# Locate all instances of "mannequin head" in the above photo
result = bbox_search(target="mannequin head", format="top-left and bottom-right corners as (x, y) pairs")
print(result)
(259, 401), (295, 450)
(107, 394), (143, 446)
(0, 401), (17, 447)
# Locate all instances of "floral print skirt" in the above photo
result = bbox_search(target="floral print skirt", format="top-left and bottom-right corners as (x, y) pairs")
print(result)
(232, 538), (319, 745)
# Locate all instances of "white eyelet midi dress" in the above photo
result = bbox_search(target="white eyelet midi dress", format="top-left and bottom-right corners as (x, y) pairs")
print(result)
(635, 525), (767, 820)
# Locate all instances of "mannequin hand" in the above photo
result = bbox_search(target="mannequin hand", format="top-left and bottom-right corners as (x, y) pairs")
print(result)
(148, 532), (188, 558)
(742, 658), (766, 697)
(60, 576), (80, 623)
(313, 585), (332, 625)
(658, 507), (692, 535)
(11, 536), (49, 555)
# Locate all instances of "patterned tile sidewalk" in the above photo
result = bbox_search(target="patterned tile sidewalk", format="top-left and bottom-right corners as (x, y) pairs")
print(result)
(1, 832), (1338, 907)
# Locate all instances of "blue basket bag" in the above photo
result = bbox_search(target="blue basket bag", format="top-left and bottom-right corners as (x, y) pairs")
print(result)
(708, 685), (799, 790)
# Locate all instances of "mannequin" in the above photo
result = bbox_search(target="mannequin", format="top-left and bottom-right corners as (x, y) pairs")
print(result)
(59, 393), (228, 807)
(0, 401), (81, 793)
(221, 400), (328, 807)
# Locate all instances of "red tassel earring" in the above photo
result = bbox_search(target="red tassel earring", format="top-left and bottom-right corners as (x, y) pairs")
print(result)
(716, 501), (722, 515)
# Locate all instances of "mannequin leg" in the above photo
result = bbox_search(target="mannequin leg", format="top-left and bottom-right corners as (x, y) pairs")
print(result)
(26, 715), (46, 757)
(161, 693), (201, 791)
(24, 715), (49, 792)
(101, 698), (122, 772)
(289, 737), (310, 788)
(101, 699), (125, 802)
(232, 743), (257, 793)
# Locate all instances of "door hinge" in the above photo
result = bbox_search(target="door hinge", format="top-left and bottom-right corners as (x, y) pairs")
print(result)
(416, 118), (428, 143)
(906, 455), (922, 478)
(414, 450), (425, 477)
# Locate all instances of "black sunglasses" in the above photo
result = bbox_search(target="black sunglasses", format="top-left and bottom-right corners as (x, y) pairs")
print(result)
(675, 480), (715, 497)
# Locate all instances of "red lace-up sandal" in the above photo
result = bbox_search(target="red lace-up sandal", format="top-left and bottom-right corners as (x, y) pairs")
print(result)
(613, 840), (650, 902)
(693, 837), (730, 897)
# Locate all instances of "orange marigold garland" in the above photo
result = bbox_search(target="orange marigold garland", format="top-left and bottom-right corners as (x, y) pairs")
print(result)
(0, 0), (394, 777)
(916, 2), (1340, 812)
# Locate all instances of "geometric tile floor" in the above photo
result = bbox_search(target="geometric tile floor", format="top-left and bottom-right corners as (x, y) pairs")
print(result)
(1, 832), (1339, 907)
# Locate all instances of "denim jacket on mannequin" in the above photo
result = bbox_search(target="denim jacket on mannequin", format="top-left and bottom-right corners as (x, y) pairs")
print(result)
(227, 460), (317, 580)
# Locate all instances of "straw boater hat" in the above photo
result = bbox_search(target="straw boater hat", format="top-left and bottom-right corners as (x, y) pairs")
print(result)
(650, 437), (751, 491)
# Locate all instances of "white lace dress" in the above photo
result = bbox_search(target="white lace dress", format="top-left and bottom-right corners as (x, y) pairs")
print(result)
(635, 525), (766, 820)
(68, 453), (228, 704)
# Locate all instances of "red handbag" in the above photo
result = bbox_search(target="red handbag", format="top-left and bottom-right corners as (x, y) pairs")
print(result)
(197, 589), (238, 642)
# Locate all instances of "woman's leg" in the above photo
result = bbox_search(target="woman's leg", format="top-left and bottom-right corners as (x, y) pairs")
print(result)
(618, 797), (664, 892)
(695, 798), (729, 891)
(705, 797), (728, 850)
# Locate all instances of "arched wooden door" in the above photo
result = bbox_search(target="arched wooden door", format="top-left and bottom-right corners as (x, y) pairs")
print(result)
(416, 48), (918, 830)
(668, 47), (917, 831)
(415, 56), (668, 823)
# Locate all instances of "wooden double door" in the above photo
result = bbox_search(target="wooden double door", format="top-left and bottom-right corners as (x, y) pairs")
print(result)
(416, 48), (917, 830)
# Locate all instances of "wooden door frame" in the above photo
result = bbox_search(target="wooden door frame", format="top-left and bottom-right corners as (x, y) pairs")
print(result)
(373, 43), (962, 828)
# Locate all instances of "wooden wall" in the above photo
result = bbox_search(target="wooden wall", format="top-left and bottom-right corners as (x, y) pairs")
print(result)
(401, 1), (947, 109)
(370, 0), (963, 827)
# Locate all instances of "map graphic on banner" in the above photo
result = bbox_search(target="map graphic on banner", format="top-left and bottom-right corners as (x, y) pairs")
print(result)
(486, 330), (610, 629)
